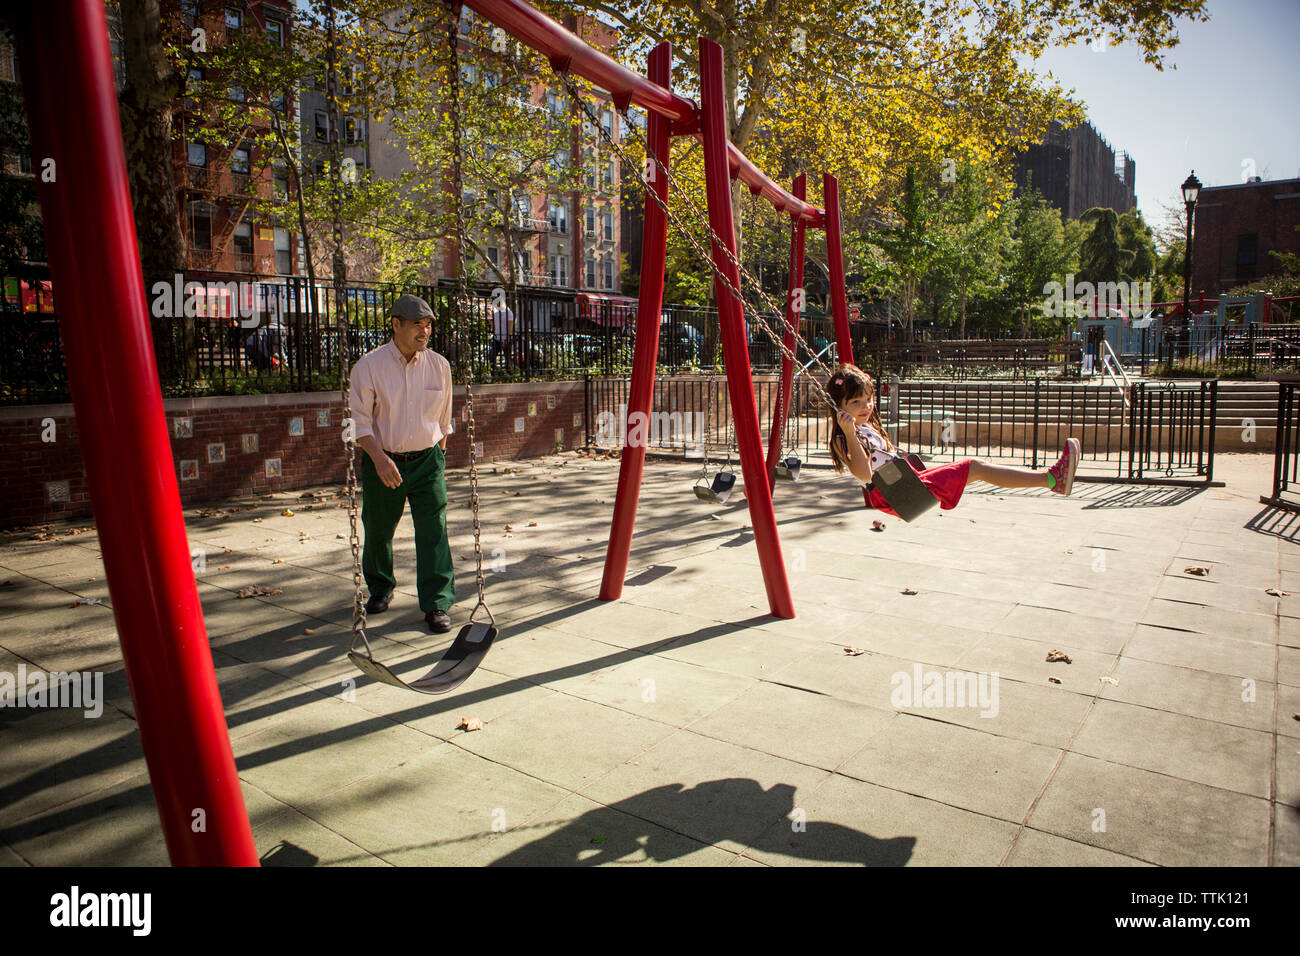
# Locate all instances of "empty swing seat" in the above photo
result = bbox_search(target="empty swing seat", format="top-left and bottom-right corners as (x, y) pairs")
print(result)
(694, 470), (736, 504)
(774, 456), (801, 481)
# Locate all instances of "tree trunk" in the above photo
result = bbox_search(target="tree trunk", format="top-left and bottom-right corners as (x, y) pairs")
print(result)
(118, 0), (189, 380)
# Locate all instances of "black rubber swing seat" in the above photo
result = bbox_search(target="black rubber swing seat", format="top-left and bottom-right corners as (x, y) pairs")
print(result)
(348, 620), (498, 695)
(694, 470), (736, 504)
(868, 457), (940, 523)
(773, 456), (801, 481)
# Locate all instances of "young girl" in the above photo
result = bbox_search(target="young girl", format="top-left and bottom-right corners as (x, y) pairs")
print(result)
(826, 364), (1080, 518)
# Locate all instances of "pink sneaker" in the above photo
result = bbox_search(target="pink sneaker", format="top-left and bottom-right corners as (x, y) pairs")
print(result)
(1048, 438), (1081, 496)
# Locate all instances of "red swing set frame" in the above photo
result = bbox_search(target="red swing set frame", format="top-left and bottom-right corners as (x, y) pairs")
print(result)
(9, 0), (856, 866)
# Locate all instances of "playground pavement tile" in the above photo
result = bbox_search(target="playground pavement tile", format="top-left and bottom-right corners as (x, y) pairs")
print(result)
(0, 452), (1297, 866)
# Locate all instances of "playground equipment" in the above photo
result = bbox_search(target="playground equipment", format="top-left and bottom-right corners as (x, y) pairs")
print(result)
(462, 0), (863, 618)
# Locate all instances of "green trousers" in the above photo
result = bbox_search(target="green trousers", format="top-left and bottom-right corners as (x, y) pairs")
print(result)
(360, 445), (454, 613)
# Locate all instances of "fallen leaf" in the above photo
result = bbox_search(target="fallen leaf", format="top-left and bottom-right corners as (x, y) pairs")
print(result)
(1048, 677), (1062, 685)
(843, 646), (866, 656)
(282, 509), (294, 517)
(1266, 587), (1290, 597)
(901, 588), (918, 595)
(1099, 676), (1119, 685)
(590, 836), (607, 844)
(1046, 649), (1072, 664)
(236, 585), (283, 599)
(336, 534), (345, 539)
(504, 524), (514, 532)
(218, 565), (230, 571)
(456, 716), (483, 732)
(513, 491), (522, 497)
(252, 518), (263, 523)
(528, 521), (539, 527)
(1183, 566), (1209, 576)
(272, 559), (283, 564)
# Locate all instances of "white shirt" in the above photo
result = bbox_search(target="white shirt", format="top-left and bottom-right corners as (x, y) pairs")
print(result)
(491, 305), (514, 339)
(349, 341), (453, 453)
(855, 422), (899, 472)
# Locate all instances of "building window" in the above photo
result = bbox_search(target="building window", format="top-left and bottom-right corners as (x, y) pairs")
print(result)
(314, 111), (328, 142)
(229, 84), (245, 102)
(231, 147), (250, 175)
(190, 202), (212, 250)
(460, 9), (472, 35)
(273, 167), (290, 200)
(181, 0), (199, 28)
(266, 18), (284, 46)
(187, 142), (207, 167)
(603, 211), (613, 241)
(604, 259), (614, 290)
(601, 108), (612, 134)
(586, 163), (596, 190)
(551, 254), (567, 287)
(603, 158), (614, 187)
(549, 202), (567, 234)
(270, 90), (286, 113)
(586, 206), (595, 234)
(1236, 232), (1258, 281)
(585, 258), (595, 288)
(345, 117), (365, 144)
(273, 227), (291, 274)
(225, 7), (242, 32)
(233, 222), (252, 256)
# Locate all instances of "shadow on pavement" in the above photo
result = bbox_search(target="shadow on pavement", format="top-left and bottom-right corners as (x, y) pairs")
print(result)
(487, 779), (917, 867)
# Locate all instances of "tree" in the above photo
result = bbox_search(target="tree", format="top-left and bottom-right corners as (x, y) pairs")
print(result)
(1078, 207), (1132, 284)
(999, 189), (1077, 337)
(115, 0), (187, 276)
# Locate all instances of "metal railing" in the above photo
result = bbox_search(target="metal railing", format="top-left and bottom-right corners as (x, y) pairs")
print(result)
(1262, 380), (1300, 512)
(585, 376), (1219, 485)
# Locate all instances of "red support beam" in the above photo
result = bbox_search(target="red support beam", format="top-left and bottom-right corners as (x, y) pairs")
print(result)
(600, 43), (673, 601)
(461, 0), (824, 225)
(12, 0), (258, 866)
(823, 173), (855, 367)
(766, 174), (807, 490)
(698, 38), (794, 619)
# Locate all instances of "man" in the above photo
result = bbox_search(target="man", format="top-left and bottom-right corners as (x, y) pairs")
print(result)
(488, 296), (514, 372)
(349, 294), (455, 633)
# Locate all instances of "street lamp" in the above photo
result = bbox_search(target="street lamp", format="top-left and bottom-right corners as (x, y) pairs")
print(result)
(1179, 171), (1202, 362)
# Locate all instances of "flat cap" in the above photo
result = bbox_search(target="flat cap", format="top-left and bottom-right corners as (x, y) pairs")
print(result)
(391, 293), (434, 321)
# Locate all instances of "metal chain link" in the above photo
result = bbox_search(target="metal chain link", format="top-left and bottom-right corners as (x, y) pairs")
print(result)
(327, 1), (370, 657)
(446, 7), (492, 624)
(553, 70), (839, 414)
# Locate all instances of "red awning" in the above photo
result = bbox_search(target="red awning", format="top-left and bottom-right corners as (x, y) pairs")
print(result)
(578, 293), (637, 327)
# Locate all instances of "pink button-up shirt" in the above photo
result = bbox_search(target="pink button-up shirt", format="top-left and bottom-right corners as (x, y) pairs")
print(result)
(349, 341), (453, 453)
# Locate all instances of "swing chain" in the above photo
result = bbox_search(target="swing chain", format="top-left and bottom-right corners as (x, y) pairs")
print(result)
(446, 5), (492, 625)
(324, 1), (368, 656)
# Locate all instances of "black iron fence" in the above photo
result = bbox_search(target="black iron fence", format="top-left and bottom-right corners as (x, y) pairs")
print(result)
(1262, 380), (1300, 512)
(585, 375), (1219, 485)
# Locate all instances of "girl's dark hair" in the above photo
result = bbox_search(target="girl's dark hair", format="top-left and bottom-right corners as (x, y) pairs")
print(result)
(826, 363), (897, 474)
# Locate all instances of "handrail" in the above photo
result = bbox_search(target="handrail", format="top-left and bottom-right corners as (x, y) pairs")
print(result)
(1099, 337), (1131, 409)
(461, 0), (825, 225)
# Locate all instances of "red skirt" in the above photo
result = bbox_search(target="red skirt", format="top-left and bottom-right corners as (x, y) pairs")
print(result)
(863, 458), (972, 518)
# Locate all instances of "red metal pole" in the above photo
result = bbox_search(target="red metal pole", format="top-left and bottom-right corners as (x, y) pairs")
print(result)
(698, 38), (794, 619)
(765, 174), (807, 490)
(600, 43), (673, 601)
(823, 173), (855, 367)
(13, 1), (258, 866)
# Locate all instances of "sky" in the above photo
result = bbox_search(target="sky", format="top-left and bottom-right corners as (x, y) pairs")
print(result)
(1027, 0), (1300, 233)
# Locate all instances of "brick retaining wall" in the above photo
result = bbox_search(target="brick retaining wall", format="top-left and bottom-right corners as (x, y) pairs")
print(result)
(0, 381), (587, 528)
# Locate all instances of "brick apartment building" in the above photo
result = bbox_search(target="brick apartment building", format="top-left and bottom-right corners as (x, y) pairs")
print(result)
(1013, 118), (1137, 220)
(1191, 175), (1300, 295)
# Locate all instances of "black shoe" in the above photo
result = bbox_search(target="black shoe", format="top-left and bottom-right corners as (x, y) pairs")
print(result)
(426, 609), (452, 633)
(365, 591), (392, 615)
